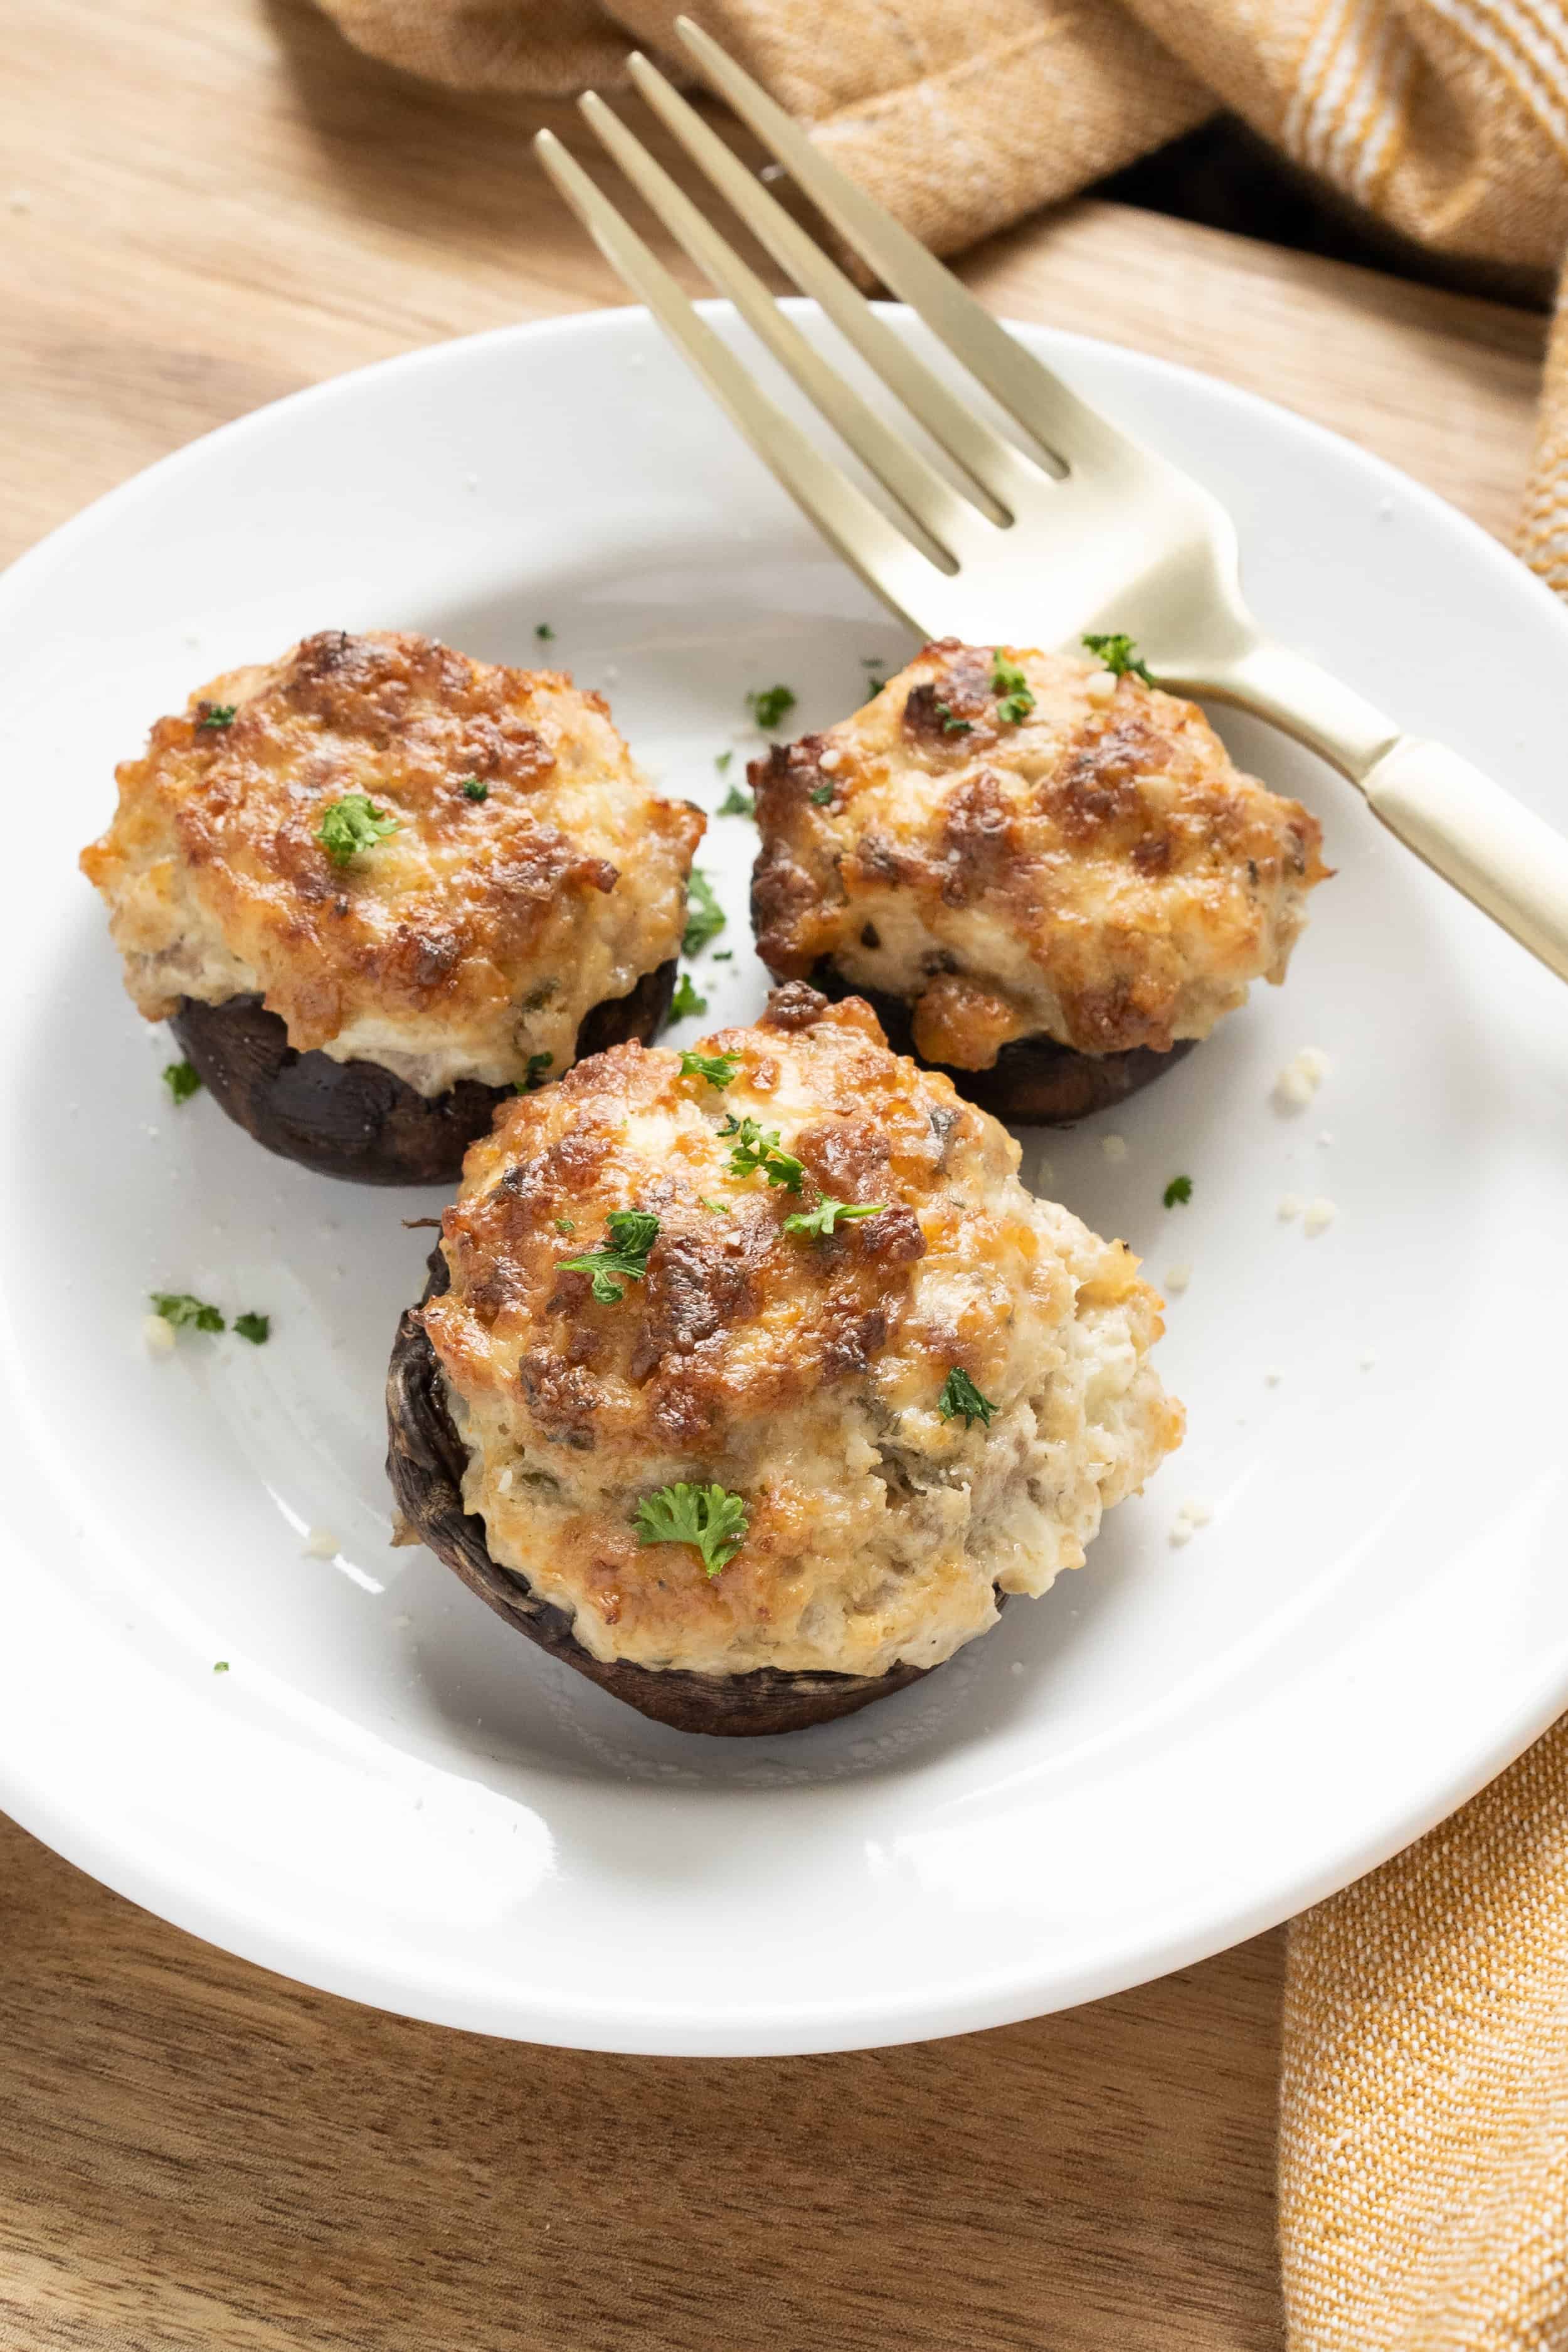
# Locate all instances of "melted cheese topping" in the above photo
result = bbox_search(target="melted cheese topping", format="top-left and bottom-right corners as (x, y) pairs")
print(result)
(423, 987), (1184, 1680)
(81, 631), (705, 1094)
(751, 640), (1330, 1069)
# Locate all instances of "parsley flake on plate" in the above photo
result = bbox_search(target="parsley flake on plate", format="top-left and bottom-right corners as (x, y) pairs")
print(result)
(718, 783), (755, 817)
(669, 973), (708, 1020)
(151, 1291), (225, 1333)
(461, 776), (488, 802)
(782, 1197), (886, 1238)
(213, 1660), (230, 1674)
(991, 652), (1036, 725)
(535, 622), (554, 642)
(1083, 631), (1155, 684)
(1163, 1174), (1194, 1208)
(233, 1311), (270, 1345)
(746, 684), (797, 732)
(319, 792), (400, 867)
(634, 1481), (749, 1578)
(720, 1115), (803, 1192)
(681, 871), (725, 957)
(162, 1059), (201, 1106)
(516, 1052), (553, 1093)
(196, 703), (236, 730)
(938, 1367), (996, 1429)
(679, 1049), (740, 1089)
(557, 1209), (660, 1304)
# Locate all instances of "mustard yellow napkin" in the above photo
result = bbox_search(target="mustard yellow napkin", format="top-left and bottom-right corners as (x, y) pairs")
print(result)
(317, 4), (1568, 2340)
(1281, 1723), (1568, 2346)
(1526, 295), (1568, 591)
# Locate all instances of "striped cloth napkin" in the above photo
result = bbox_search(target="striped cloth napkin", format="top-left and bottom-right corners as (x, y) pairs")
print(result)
(319, 4), (1568, 2341)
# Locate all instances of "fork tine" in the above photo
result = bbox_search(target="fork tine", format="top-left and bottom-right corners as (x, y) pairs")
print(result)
(532, 131), (947, 630)
(676, 16), (1128, 475)
(578, 93), (975, 567)
(625, 52), (1041, 519)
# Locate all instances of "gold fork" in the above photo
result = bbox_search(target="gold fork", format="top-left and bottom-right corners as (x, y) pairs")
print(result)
(536, 18), (1568, 983)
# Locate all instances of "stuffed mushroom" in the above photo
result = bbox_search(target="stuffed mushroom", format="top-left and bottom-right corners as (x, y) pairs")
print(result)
(81, 629), (704, 1183)
(751, 638), (1330, 1122)
(386, 982), (1184, 1736)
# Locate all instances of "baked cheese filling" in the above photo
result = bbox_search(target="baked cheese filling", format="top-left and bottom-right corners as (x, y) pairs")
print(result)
(751, 639), (1329, 1069)
(422, 987), (1184, 1679)
(82, 629), (705, 1094)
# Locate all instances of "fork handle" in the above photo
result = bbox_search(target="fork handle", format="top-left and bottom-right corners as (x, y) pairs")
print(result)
(1362, 737), (1568, 983)
(1201, 642), (1568, 983)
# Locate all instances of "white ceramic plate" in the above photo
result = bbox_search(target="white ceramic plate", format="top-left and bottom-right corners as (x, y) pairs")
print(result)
(3, 302), (1565, 2057)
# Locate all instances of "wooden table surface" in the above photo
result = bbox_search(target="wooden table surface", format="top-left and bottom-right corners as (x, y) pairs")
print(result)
(0, 6), (1546, 2348)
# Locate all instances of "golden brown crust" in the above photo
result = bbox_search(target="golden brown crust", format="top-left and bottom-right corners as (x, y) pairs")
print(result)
(80, 630), (704, 1092)
(418, 986), (1183, 1680)
(751, 638), (1330, 1068)
(384, 1251), (934, 1735)
(426, 992), (958, 1465)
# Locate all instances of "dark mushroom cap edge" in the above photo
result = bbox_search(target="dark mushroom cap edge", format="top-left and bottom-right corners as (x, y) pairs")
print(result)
(171, 958), (679, 1187)
(803, 960), (1196, 1125)
(385, 1249), (939, 1737)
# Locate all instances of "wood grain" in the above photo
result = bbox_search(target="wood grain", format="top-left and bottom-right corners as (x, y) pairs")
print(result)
(0, 1819), (1285, 2352)
(0, 0), (1542, 568)
(0, 1), (1544, 2346)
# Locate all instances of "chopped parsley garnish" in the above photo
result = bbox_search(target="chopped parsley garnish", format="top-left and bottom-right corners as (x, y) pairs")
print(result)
(557, 1209), (660, 1303)
(634, 1481), (749, 1578)
(213, 1660), (230, 1673)
(861, 657), (887, 697)
(151, 1291), (225, 1333)
(938, 1367), (996, 1429)
(746, 684), (797, 732)
(669, 973), (708, 1020)
(809, 783), (835, 806)
(935, 701), (971, 735)
(712, 950), (733, 962)
(992, 652), (1036, 725)
(679, 1049), (740, 1089)
(196, 704), (236, 730)
(681, 870), (726, 956)
(715, 750), (733, 774)
(162, 1059), (201, 1106)
(782, 1197), (886, 1238)
(700, 1197), (731, 1214)
(1163, 1174), (1194, 1208)
(461, 776), (488, 802)
(234, 1311), (270, 1345)
(718, 783), (755, 817)
(1083, 632), (1155, 684)
(719, 1114), (803, 1192)
(516, 1052), (553, 1093)
(554, 1217), (576, 1235)
(535, 622), (554, 641)
(319, 792), (400, 866)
